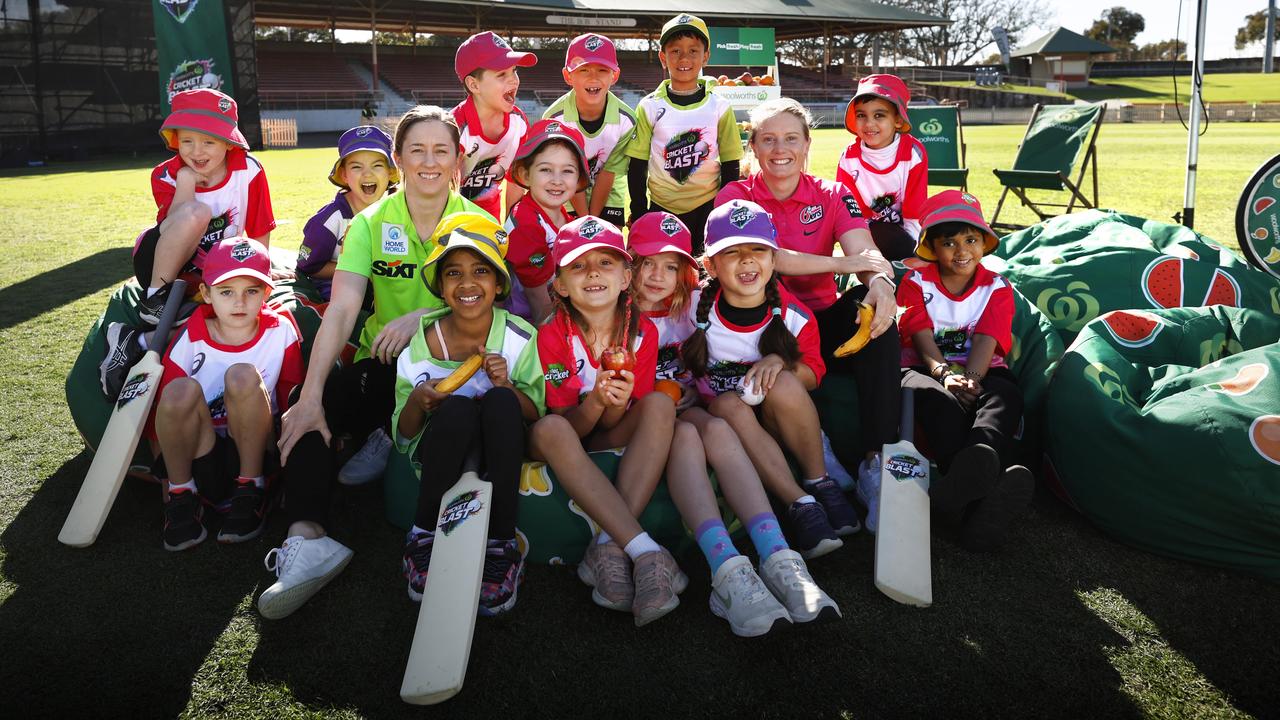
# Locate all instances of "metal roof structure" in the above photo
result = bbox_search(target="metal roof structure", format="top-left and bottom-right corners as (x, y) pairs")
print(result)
(1011, 27), (1117, 58)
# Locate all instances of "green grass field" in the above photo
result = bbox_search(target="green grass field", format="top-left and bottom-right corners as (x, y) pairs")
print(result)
(926, 73), (1280, 104)
(1, 124), (1279, 718)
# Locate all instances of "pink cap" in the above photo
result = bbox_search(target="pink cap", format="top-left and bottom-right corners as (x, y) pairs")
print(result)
(507, 118), (590, 191)
(845, 73), (912, 134)
(455, 31), (537, 83)
(628, 211), (695, 263)
(552, 216), (630, 267)
(161, 88), (248, 151)
(203, 237), (273, 288)
(917, 190), (999, 261)
(565, 33), (620, 72)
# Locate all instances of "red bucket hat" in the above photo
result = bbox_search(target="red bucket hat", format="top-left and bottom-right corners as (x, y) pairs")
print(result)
(917, 190), (999, 261)
(628, 211), (695, 264)
(161, 88), (249, 151)
(507, 119), (590, 191)
(203, 237), (273, 288)
(455, 31), (537, 84)
(552, 216), (630, 268)
(844, 74), (912, 135)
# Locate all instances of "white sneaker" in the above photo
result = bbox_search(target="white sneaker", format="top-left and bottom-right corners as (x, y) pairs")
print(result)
(709, 555), (792, 637)
(856, 453), (882, 535)
(258, 535), (354, 620)
(760, 549), (841, 623)
(822, 431), (855, 491)
(338, 428), (391, 485)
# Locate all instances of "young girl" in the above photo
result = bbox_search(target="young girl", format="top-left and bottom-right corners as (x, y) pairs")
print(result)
(298, 125), (399, 300)
(835, 74), (927, 261)
(528, 215), (686, 627)
(392, 212), (544, 614)
(630, 211), (838, 637)
(682, 200), (860, 560)
(897, 190), (1033, 551)
(503, 119), (589, 323)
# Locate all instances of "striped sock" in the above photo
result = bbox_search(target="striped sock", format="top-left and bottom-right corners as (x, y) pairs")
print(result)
(695, 519), (738, 575)
(746, 512), (789, 562)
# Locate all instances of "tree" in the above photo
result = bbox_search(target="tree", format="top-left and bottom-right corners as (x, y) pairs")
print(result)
(1235, 9), (1280, 51)
(874, 0), (1050, 66)
(1084, 7), (1144, 57)
(254, 26), (334, 43)
(1135, 39), (1186, 61)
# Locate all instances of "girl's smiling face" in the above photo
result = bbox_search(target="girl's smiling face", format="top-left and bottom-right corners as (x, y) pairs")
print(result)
(522, 143), (581, 212)
(340, 150), (393, 210)
(751, 112), (810, 182)
(553, 248), (631, 312)
(705, 243), (775, 305)
(633, 251), (687, 309)
(439, 248), (500, 318)
(394, 120), (458, 198)
(929, 226), (988, 283)
(852, 97), (903, 150)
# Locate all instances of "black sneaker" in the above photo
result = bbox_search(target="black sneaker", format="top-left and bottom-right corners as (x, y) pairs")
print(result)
(163, 490), (207, 551)
(786, 500), (843, 560)
(218, 481), (268, 544)
(99, 322), (145, 399)
(960, 465), (1034, 552)
(803, 476), (861, 536)
(137, 283), (199, 328)
(931, 443), (1001, 518)
(402, 529), (435, 602)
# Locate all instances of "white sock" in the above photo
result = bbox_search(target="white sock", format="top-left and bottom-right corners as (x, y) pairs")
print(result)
(596, 531), (613, 546)
(795, 494), (817, 505)
(238, 475), (265, 489)
(146, 287), (161, 299)
(168, 479), (197, 495)
(410, 524), (433, 537)
(137, 334), (148, 350)
(802, 477), (825, 487)
(622, 532), (661, 561)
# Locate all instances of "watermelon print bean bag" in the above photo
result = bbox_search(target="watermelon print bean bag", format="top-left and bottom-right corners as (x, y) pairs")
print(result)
(1047, 306), (1280, 580)
(989, 209), (1280, 347)
(65, 277), (363, 476)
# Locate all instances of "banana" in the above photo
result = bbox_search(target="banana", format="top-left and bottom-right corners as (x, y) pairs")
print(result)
(834, 302), (875, 357)
(435, 353), (484, 393)
(1264, 247), (1280, 264)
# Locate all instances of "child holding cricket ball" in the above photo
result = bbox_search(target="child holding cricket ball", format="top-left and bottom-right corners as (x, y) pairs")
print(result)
(392, 212), (544, 615)
(896, 190), (1033, 551)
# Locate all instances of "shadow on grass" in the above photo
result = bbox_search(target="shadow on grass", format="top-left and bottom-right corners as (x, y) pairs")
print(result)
(0, 248), (134, 331)
(4, 461), (1278, 718)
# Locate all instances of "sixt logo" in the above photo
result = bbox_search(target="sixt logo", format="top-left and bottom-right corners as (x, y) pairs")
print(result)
(437, 489), (484, 535)
(660, 216), (681, 236)
(585, 35), (603, 51)
(799, 204), (823, 224)
(116, 372), (152, 408)
(372, 260), (416, 278)
(729, 205), (753, 228)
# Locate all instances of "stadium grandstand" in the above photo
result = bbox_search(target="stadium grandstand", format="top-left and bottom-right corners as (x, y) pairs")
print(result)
(0, 0), (945, 164)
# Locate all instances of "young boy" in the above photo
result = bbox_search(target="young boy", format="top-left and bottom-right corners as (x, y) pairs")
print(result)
(835, 74), (927, 261)
(626, 14), (743, 255)
(149, 237), (353, 617)
(298, 125), (399, 300)
(888, 190), (1033, 551)
(543, 32), (637, 226)
(452, 31), (537, 221)
(101, 88), (276, 398)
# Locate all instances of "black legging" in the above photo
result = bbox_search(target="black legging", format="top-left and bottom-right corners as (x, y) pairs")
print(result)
(869, 221), (919, 262)
(327, 356), (397, 441)
(900, 366), (1024, 471)
(281, 381), (340, 526)
(814, 287), (902, 454)
(413, 387), (525, 540)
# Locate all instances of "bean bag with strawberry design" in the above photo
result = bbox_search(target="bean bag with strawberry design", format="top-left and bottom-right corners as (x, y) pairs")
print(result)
(1047, 305), (1280, 580)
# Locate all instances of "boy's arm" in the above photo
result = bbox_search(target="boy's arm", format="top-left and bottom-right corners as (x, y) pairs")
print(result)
(587, 172), (615, 217)
(570, 191), (589, 217)
(627, 158), (648, 223)
(504, 184), (526, 218)
(964, 334), (998, 379)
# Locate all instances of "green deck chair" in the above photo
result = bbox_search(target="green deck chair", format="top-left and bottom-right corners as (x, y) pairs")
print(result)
(909, 105), (968, 189)
(989, 102), (1106, 231)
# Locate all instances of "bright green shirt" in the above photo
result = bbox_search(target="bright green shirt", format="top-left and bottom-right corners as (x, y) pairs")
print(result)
(336, 191), (492, 362)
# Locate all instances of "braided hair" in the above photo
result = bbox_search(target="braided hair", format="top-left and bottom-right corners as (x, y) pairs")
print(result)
(547, 264), (641, 357)
(681, 273), (801, 378)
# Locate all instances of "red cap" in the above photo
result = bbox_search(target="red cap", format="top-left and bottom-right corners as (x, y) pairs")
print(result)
(917, 190), (999, 261)
(844, 74), (912, 135)
(507, 119), (590, 191)
(455, 31), (537, 83)
(203, 237), (273, 288)
(565, 33), (620, 72)
(552, 216), (630, 268)
(628, 211), (695, 263)
(161, 88), (248, 151)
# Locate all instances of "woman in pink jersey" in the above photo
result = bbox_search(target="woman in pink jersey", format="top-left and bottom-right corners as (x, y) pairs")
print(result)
(715, 97), (901, 532)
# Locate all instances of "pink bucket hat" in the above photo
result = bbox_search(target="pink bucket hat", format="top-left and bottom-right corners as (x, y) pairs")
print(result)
(161, 88), (249, 151)
(917, 190), (999, 261)
(844, 74), (912, 135)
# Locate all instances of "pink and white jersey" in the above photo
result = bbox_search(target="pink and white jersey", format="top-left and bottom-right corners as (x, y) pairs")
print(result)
(453, 96), (530, 220)
(538, 310), (658, 411)
(503, 195), (569, 288)
(897, 264), (1015, 369)
(151, 304), (304, 437)
(697, 287), (825, 399)
(148, 150), (276, 274)
(644, 302), (697, 382)
(835, 134), (927, 238)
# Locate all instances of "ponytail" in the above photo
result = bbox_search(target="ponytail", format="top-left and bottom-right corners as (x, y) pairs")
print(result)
(681, 278), (719, 377)
(759, 274), (801, 366)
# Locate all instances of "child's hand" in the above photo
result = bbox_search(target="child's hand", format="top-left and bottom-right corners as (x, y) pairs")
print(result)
(175, 166), (198, 189)
(594, 369), (635, 408)
(413, 378), (449, 414)
(942, 374), (977, 410)
(743, 354), (786, 395)
(676, 382), (698, 411)
(480, 348), (510, 388)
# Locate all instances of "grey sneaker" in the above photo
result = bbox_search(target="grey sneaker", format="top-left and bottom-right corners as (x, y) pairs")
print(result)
(577, 539), (634, 611)
(338, 428), (391, 485)
(631, 547), (688, 627)
(258, 535), (354, 620)
(759, 548), (841, 624)
(709, 555), (791, 637)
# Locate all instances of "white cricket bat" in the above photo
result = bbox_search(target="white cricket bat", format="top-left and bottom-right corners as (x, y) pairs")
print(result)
(401, 451), (492, 705)
(59, 279), (188, 548)
(874, 387), (933, 607)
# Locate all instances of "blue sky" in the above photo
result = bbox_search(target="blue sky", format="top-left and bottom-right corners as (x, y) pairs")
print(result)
(1035, 0), (1271, 59)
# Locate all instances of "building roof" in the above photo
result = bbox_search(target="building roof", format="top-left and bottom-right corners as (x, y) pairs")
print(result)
(1012, 27), (1117, 57)
(254, 0), (949, 42)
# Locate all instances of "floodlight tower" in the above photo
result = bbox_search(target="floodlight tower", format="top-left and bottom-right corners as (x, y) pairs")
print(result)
(1181, 0), (1208, 228)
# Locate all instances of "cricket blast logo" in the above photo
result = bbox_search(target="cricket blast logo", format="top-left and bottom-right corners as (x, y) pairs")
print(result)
(884, 454), (925, 482)
(230, 241), (254, 262)
(116, 372), (152, 408)
(585, 35), (603, 51)
(437, 490), (485, 535)
(660, 216), (681, 236)
(663, 130), (708, 183)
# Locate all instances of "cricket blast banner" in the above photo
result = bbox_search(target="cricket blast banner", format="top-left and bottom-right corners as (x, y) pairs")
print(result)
(152, 0), (236, 114)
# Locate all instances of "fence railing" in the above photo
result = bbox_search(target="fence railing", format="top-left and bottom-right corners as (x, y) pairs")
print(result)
(261, 117), (298, 148)
(258, 91), (373, 111)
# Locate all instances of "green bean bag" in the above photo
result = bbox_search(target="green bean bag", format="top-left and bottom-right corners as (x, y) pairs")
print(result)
(1046, 305), (1280, 580)
(65, 276), (362, 476)
(989, 209), (1280, 347)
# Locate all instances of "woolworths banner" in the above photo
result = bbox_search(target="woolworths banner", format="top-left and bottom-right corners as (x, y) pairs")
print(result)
(708, 27), (776, 66)
(153, 0), (235, 114)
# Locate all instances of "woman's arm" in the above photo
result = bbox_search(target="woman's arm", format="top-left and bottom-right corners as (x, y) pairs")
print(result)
(836, 227), (896, 339)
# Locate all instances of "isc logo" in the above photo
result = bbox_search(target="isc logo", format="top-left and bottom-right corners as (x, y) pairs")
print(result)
(372, 260), (417, 278)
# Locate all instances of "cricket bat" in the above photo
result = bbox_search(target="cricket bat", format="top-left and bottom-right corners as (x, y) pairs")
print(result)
(59, 279), (188, 548)
(401, 447), (491, 705)
(874, 387), (933, 607)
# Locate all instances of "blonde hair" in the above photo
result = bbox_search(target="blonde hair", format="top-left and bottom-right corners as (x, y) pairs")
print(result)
(742, 97), (814, 176)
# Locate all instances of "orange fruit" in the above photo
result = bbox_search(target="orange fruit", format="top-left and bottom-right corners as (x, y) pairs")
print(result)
(1250, 415), (1280, 466)
(655, 379), (683, 404)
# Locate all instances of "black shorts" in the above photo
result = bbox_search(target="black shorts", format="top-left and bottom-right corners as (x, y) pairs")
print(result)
(599, 206), (625, 227)
(131, 225), (201, 287)
(154, 432), (280, 505)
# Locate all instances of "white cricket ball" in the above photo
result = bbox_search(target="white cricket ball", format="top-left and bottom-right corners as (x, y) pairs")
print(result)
(737, 377), (765, 406)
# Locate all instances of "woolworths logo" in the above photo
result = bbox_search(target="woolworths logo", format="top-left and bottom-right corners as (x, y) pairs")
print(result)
(919, 118), (943, 135)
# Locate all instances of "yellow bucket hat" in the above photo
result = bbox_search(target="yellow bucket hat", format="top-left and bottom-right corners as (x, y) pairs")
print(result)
(423, 212), (512, 300)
